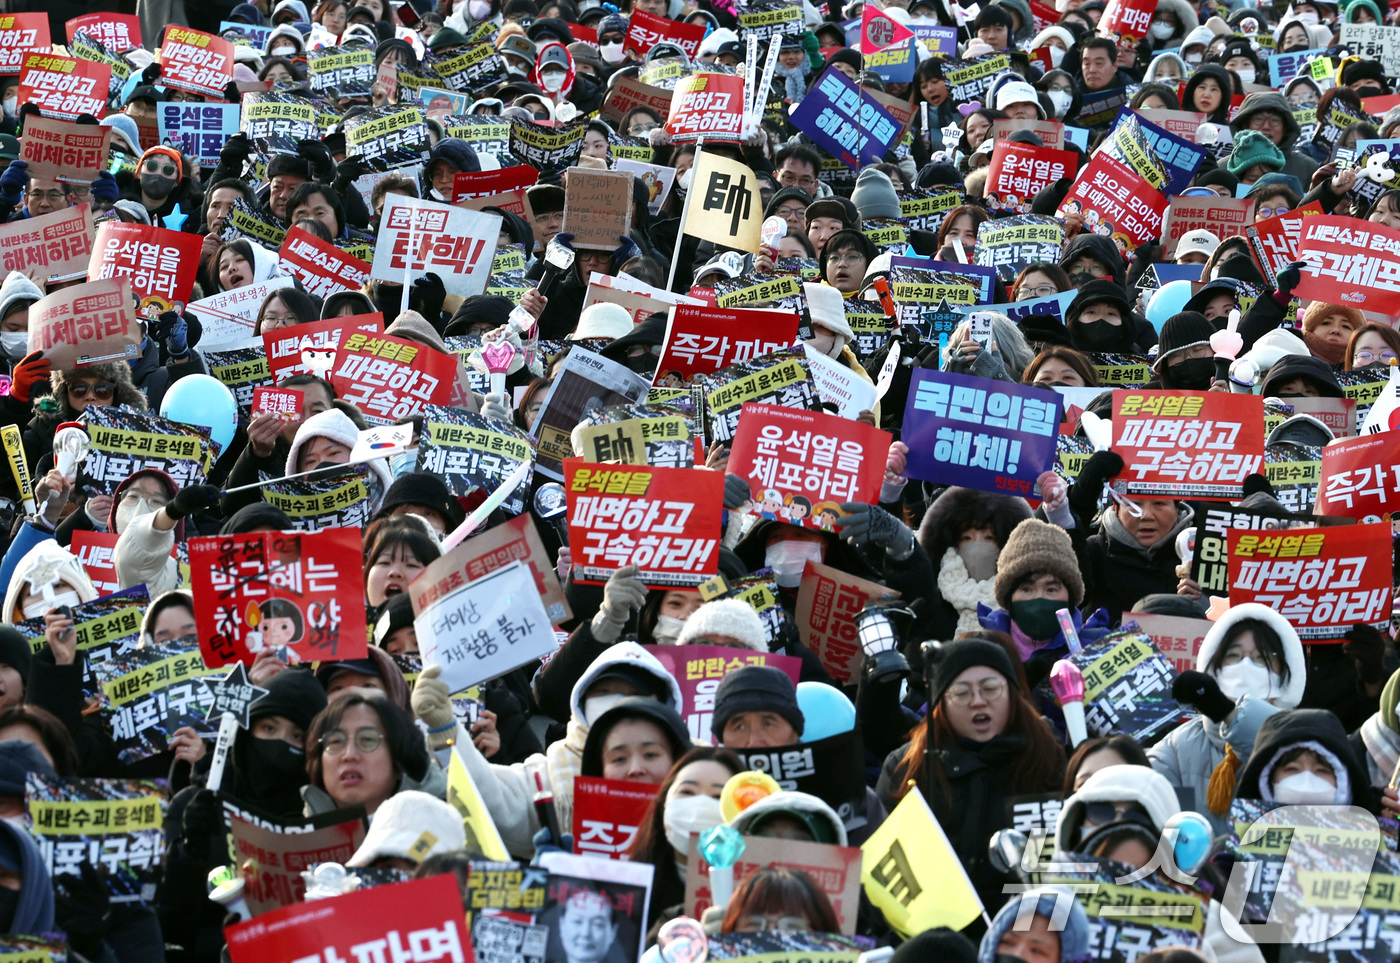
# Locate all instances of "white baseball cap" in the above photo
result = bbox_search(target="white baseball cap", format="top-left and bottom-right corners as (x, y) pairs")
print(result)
(1176, 229), (1221, 260)
(347, 791), (465, 868)
(995, 80), (1045, 119)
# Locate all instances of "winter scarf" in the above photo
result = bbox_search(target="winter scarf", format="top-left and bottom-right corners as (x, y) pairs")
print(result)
(938, 547), (997, 636)
(775, 62), (811, 103)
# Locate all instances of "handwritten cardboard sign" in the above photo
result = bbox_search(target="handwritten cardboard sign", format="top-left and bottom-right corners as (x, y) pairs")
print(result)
(28, 277), (140, 369)
(561, 167), (634, 252)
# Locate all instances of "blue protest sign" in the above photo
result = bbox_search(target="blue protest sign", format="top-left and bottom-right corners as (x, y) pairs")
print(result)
(908, 23), (958, 56)
(892, 256), (996, 302)
(219, 21), (272, 48)
(901, 369), (1063, 497)
(1112, 107), (1205, 196)
(790, 67), (902, 169)
(1063, 126), (1090, 151)
(865, 37), (917, 83)
(957, 290), (1077, 325)
(1268, 48), (1326, 87)
(158, 103), (243, 168)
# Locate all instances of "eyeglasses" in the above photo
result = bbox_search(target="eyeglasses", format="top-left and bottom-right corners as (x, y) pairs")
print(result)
(945, 679), (1007, 705)
(66, 186), (91, 198)
(827, 253), (865, 267)
(144, 159), (178, 176)
(320, 727), (385, 755)
(120, 488), (168, 507)
(737, 915), (809, 932)
(1018, 285), (1060, 299)
(1355, 349), (1398, 364)
(262, 313), (298, 325)
(777, 170), (817, 189)
(628, 123), (658, 135)
(1248, 114), (1285, 130)
(68, 382), (115, 399)
(1255, 206), (1290, 219)
(775, 205), (806, 218)
(27, 190), (65, 202)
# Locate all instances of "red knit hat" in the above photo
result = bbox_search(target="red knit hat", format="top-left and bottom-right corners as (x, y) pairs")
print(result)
(138, 146), (184, 184)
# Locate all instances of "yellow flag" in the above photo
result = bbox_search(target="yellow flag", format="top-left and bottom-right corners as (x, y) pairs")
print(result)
(860, 786), (983, 936)
(446, 750), (510, 861)
(683, 150), (762, 253)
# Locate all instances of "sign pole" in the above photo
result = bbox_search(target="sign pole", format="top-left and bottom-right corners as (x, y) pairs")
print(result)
(665, 136), (705, 294)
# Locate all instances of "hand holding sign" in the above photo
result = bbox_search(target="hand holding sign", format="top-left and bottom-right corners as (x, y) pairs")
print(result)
(200, 663), (268, 792)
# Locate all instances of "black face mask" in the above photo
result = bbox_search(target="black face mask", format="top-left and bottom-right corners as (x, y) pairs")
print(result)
(246, 735), (309, 783)
(1067, 270), (1098, 286)
(1075, 319), (1121, 349)
(141, 173), (176, 200)
(623, 351), (658, 375)
(1168, 356), (1215, 390)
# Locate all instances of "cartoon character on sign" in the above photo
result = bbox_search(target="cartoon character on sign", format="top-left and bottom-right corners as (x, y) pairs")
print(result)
(814, 501), (842, 531)
(759, 489), (786, 520)
(246, 598), (304, 654)
(787, 495), (811, 523)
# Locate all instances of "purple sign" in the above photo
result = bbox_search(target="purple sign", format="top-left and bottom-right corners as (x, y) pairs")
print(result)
(955, 290), (1076, 325)
(1111, 107), (1206, 196)
(890, 255), (997, 303)
(901, 369), (1063, 498)
(790, 67), (902, 170)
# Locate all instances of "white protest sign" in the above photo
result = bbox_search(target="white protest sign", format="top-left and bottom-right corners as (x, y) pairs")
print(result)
(802, 342), (878, 418)
(187, 277), (295, 349)
(613, 157), (676, 215)
(371, 193), (501, 298)
(414, 560), (556, 694)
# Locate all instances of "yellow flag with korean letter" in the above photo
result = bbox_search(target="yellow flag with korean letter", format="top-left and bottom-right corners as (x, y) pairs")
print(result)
(683, 150), (762, 253)
(446, 750), (510, 861)
(860, 785), (983, 936)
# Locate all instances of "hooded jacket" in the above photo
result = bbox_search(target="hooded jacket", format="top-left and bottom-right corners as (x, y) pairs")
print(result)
(0, 819), (54, 934)
(1080, 501), (1194, 623)
(1260, 354), (1344, 398)
(1234, 708), (1375, 811)
(423, 138), (482, 201)
(264, 23), (308, 57)
(1150, 0), (1199, 46)
(915, 488), (1032, 641)
(384, 309), (449, 352)
(0, 271), (42, 357)
(1182, 63), (1236, 124)
(728, 790), (848, 846)
(977, 887), (1089, 963)
(991, 0), (1034, 41)
(1, 539), (98, 625)
(285, 408), (393, 502)
(1230, 91), (1320, 184)
(1059, 233), (1128, 290)
(1053, 764), (1181, 856)
(1144, 51), (1190, 83)
(112, 468), (183, 599)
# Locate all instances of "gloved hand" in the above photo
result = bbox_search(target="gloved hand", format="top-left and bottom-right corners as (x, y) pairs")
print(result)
(880, 441), (909, 504)
(180, 788), (223, 859)
(1067, 450), (1124, 519)
(530, 825), (575, 863)
(833, 502), (915, 558)
(0, 160), (30, 207)
(223, 81), (243, 103)
(141, 63), (162, 84)
(90, 170), (119, 205)
(296, 138), (335, 181)
(166, 312), (190, 356)
(410, 272), (446, 320)
(799, 28), (822, 69)
(1172, 670), (1235, 723)
(612, 234), (642, 272)
(411, 664), (457, 748)
(219, 133), (253, 172)
(53, 860), (110, 959)
(1345, 624), (1390, 686)
(9, 351), (51, 404)
(591, 564), (646, 644)
(480, 392), (511, 423)
(166, 484), (220, 520)
(723, 474), (751, 510)
(333, 155), (367, 190)
(1275, 261), (1305, 300)
(1038, 470), (1074, 528)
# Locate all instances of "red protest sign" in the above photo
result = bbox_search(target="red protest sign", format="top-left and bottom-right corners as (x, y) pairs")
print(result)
(70, 529), (121, 596)
(20, 115), (111, 184)
(656, 305), (799, 383)
(572, 777), (660, 860)
(564, 459), (723, 588)
(727, 403), (889, 530)
(0, 15), (51, 75)
(1316, 432), (1400, 519)
(1245, 201), (1324, 283)
(861, 5), (914, 50)
(1227, 522), (1392, 640)
(644, 643), (803, 742)
(264, 313), (384, 383)
(327, 331), (457, 425)
(1057, 153), (1168, 253)
(28, 277), (141, 370)
(625, 9), (706, 59)
(89, 221), (203, 316)
(666, 72), (745, 143)
(18, 53), (109, 120)
(1028, 0), (1059, 33)
(450, 165), (538, 204)
(226, 875), (467, 963)
(601, 75), (675, 126)
(251, 387), (304, 422)
(0, 204), (95, 282)
(1295, 214), (1400, 316)
(66, 14), (142, 51)
(159, 26), (234, 99)
(278, 226), (371, 300)
(1112, 391), (1266, 500)
(1162, 196), (1256, 256)
(985, 140), (1076, 214)
(189, 527), (369, 667)
(1098, 0), (1155, 41)
(795, 561), (900, 683)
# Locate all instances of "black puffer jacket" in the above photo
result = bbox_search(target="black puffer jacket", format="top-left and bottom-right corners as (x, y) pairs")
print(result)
(1079, 502), (1193, 624)
(1234, 707), (1379, 814)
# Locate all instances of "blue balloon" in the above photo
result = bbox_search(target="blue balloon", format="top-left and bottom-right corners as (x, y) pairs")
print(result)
(160, 375), (238, 455)
(795, 682), (855, 741)
(1146, 280), (1195, 331)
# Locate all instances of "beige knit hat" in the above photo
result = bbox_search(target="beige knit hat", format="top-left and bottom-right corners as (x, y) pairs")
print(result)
(992, 518), (1084, 611)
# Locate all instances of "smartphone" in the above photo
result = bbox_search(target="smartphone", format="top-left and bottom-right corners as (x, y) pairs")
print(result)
(398, 2), (420, 27)
(55, 605), (74, 640)
(969, 312), (993, 345)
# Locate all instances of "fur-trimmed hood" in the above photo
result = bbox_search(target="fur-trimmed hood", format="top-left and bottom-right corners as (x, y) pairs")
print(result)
(3, 541), (98, 624)
(1234, 708), (1371, 809)
(1197, 602), (1306, 709)
(51, 364), (147, 422)
(917, 486), (1033, 562)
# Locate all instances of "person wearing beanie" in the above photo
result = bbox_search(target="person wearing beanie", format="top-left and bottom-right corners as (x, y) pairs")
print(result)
(673, 599), (767, 651)
(850, 168), (901, 221)
(0, 768), (54, 934)
(805, 196), (858, 255)
(825, 47), (863, 80)
(427, 26), (470, 53)
(0, 627), (28, 710)
(1300, 301), (1364, 368)
(1064, 278), (1155, 355)
(1340, 55), (1388, 96)
(711, 665), (805, 746)
(1194, 166), (1239, 196)
(129, 145), (192, 225)
(347, 790), (466, 869)
(1153, 311), (1217, 390)
(569, 302), (634, 341)
(1225, 129), (1285, 185)
(373, 592), (417, 655)
(1180, 277), (1243, 323)
(374, 471), (463, 536)
(763, 186), (812, 237)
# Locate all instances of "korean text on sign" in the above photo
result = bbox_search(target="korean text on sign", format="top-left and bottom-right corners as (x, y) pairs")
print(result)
(1112, 391), (1265, 499)
(665, 72), (744, 142)
(18, 53), (109, 121)
(328, 331), (456, 426)
(1227, 522), (1393, 640)
(1317, 431), (1400, 519)
(658, 304), (799, 382)
(564, 458), (723, 588)
(790, 66), (902, 170)
(1295, 214), (1400, 315)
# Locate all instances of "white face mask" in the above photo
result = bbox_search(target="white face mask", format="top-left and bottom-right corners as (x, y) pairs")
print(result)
(1296, 9), (1319, 23)
(22, 589), (82, 620)
(582, 693), (627, 726)
(540, 69), (566, 92)
(1185, 52), (1203, 66)
(1272, 770), (1337, 805)
(468, 0), (492, 17)
(663, 794), (723, 855)
(1149, 21), (1174, 39)
(1047, 89), (1072, 117)
(1215, 658), (1280, 704)
(652, 614), (685, 644)
(600, 40), (626, 64)
(0, 331), (27, 361)
(1048, 45), (1065, 67)
(1235, 67), (1256, 85)
(271, 46), (296, 57)
(1, 96), (15, 117)
(764, 540), (823, 588)
(115, 495), (158, 534)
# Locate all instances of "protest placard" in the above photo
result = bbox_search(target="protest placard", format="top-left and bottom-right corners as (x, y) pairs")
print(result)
(263, 314), (383, 383)
(1317, 432), (1400, 519)
(643, 643), (800, 742)
(564, 459), (722, 588)
(1125, 611), (1213, 676)
(601, 74), (675, 126)
(1340, 23), (1400, 75)
(1268, 48), (1327, 86)
(1056, 152), (1168, 253)
(306, 44), (374, 98)
(413, 559), (557, 695)
(1189, 503), (1314, 599)
(278, 226), (371, 299)
(371, 193), (499, 298)
(575, 404), (694, 470)
(189, 527), (369, 667)
(901, 369), (1061, 497)
(159, 26), (234, 98)
(187, 277), (295, 349)
(0, 15), (51, 74)
(157, 102), (240, 168)
(572, 777), (660, 861)
(530, 346), (652, 479)
(795, 561), (900, 683)
(1295, 214), (1400, 315)
(790, 68), (902, 170)
(655, 304), (798, 383)
(240, 91), (319, 152)
(703, 348), (824, 443)
(66, 12), (140, 50)
(259, 467), (378, 531)
(226, 875), (468, 963)
(91, 637), (226, 765)
(684, 151), (763, 253)
(1042, 856), (1207, 960)
(735, 728), (869, 829)
(1112, 391), (1266, 499)
(450, 165), (537, 204)
(1067, 626), (1187, 740)
(664, 72), (745, 142)
(1313, 98), (1367, 153)
(64, 29), (130, 106)
(1097, 0), (1154, 41)
(27, 277), (140, 370)
(463, 858), (547, 943)
(984, 141), (1076, 214)
(431, 45), (505, 95)
(342, 105), (431, 171)
(1245, 201), (1324, 283)
(416, 405), (535, 510)
(27, 773), (165, 903)
(71, 529), (121, 595)
(975, 215), (1066, 282)
(1227, 522), (1392, 639)
(205, 345), (272, 421)
(328, 330), (458, 425)
(560, 167), (634, 251)
(624, 8), (705, 58)
(20, 116), (109, 184)
(684, 834), (863, 933)
(19, 52), (109, 120)
(0, 203), (94, 282)
(13, 586), (147, 674)
(228, 809), (366, 914)
(1163, 196), (1256, 256)
(89, 221), (203, 316)
(727, 403), (888, 531)
(508, 117), (587, 177)
(250, 387), (303, 423)
(537, 852), (653, 963)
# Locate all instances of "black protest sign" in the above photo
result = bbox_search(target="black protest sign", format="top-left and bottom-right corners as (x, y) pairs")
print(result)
(416, 405), (535, 513)
(507, 118), (587, 178)
(735, 728), (869, 831)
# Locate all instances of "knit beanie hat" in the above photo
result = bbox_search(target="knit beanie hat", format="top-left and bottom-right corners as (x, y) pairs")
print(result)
(374, 593), (416, 647)
(251, 667), (328, 733)
(266, 151), (315, 182)
(0, 628), (31, 689)
(928, 637), (1019, 706)
(1065, 278), (1131, 329)
(377, 471), (462, 528)
(826, 48), (863, 73)
(139, 146), (184, 184)
(674, 599), (767, 651)
(1153, 311), (1215, 370)
(851, 167), (901, 221)
(711, 665), (804, 741)
(805, 196), (857, 229)
(1225, 130), (1285, 178)
(1380, 667), (1400, 732)
(993, 518), (1085, 610)
(1301, 300), (1365, 333)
